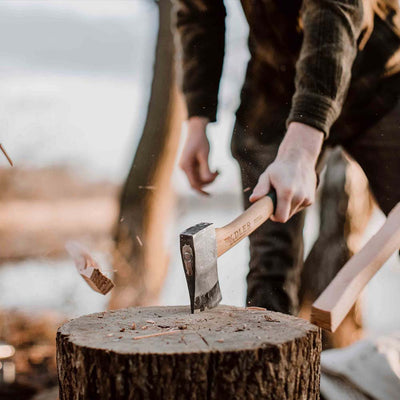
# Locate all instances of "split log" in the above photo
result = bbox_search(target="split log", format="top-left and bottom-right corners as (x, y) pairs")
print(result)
(57, 305), (321, 400)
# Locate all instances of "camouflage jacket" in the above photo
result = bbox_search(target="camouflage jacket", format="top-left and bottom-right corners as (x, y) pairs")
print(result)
(173, 0), (400, 140)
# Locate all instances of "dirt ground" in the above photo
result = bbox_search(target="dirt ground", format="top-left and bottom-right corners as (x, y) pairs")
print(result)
(0, 309), (65, 400)
(0, 167), (119, 399)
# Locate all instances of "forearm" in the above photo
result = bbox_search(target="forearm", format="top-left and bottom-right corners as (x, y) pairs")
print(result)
(187, 116), (210, 133)
(278, 122), (324, 165)
(173, 0), (226, 122)
(287, 0), (364, 137)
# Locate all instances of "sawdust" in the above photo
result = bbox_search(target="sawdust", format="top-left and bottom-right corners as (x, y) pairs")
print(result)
(264, 315), (279, 323)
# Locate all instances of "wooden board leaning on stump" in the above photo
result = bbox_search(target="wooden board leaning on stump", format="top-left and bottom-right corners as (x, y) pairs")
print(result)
(57, 306), (321, 400)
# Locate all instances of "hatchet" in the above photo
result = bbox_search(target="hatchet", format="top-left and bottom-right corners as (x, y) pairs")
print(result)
(181, 194), (400, 332)
(180, 191), (276, 313)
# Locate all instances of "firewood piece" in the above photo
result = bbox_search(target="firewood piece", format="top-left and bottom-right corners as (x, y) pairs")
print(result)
(57, 305), (321, 400)
(66, 242), (114, 295)
(311, 202), (400, 332)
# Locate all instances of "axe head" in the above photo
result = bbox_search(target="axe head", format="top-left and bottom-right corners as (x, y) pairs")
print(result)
(180, 222), (222, 313)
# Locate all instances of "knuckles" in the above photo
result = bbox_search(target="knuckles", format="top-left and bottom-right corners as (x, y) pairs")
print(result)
(303, 196), (314, 206)
(280, 187), (294, 199)
(273, 213), (289, 224)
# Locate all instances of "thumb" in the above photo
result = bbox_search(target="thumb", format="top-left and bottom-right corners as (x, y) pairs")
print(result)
(249, 173), (271, 203)
(198, 155), (218, 184)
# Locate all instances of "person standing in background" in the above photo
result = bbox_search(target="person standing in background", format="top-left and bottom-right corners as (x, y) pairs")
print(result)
(174, 0), (400, 315)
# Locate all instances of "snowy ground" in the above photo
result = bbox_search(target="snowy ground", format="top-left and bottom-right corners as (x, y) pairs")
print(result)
(0, 1), (398, 335)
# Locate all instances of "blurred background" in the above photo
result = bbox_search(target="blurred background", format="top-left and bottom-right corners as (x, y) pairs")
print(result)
(0, 1), (399, 399)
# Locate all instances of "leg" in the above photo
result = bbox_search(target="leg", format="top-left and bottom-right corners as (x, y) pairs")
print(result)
(301, 148), (368, 349)
(231, 122), (305, 315)
(343, 102), (400, 215)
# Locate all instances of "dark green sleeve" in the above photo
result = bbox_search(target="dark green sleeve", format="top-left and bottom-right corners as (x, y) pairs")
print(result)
(173, 0), (226, 122)
(287, 0), (364, 137)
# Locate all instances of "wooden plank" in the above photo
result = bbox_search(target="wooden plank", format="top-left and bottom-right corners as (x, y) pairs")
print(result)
(311, 202), (400, 332)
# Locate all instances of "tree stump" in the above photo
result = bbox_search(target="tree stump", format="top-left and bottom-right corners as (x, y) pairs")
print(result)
(57, 306), (321, 400)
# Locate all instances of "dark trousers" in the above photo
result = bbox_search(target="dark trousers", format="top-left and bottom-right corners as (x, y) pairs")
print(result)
(231, 102), (400, 315)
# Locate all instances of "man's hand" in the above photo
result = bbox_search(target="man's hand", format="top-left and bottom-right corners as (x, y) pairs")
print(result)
(179, 117), (218, 195)
(250, 122), (323, 222)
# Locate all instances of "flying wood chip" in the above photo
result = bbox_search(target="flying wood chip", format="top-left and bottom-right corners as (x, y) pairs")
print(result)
(66, 242), (115, 295)
(0, 144), (13, 167)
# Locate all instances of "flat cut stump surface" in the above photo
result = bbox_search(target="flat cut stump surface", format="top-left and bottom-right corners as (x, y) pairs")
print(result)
(57, 305), (321, 400)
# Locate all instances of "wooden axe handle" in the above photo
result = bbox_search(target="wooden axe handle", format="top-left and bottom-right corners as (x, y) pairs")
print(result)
(311, 202), (400, 332)
(215, 192), (276, 257)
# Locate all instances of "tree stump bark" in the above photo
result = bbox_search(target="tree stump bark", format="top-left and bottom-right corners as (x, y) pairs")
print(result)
(57, 306), (321, 400)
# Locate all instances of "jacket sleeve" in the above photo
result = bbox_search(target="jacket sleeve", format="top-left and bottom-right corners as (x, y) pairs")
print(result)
(173, 0), (226, 122)
(287, 0), (364, 137)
